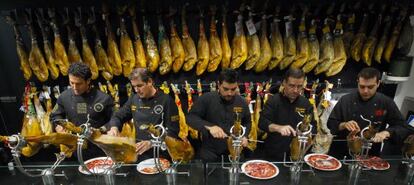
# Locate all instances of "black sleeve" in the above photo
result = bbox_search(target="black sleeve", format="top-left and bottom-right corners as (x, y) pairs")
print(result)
(164, 96), (180, 138)
(384, 99), (409, 143)
(50, 97), (66, 128)
(102, 96), (115, 129)
(327, 98), (345, 136)
(186, 95), (214, 136)
(242, 100), (252, 137)
(107, 96), (133, 129)
(258, 95), (276, 133)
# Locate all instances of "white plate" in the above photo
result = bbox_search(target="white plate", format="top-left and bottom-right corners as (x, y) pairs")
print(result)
(372, 162), (390, 171)
(241, 160), (279, 180)
(304, 153), (342, 171)
(136, 158), (171, 175)
(358, 156), (390, 171)
(78, 157), (114, 175)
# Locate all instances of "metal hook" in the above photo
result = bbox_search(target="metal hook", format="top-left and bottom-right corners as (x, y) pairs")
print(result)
(87, 7), (96, 24)
(35, 9), (46, 31)
(117, 4), (128, 15)
(61, 7), (70, 25)
(24, 8), (33, 24)
(77, 7), (83, 19)
(34, 8), (45, 24)
(209, 5), (217, 15)
(4, 13), (16, 25)
(74, 7), (82, 27)
(47, 8), (55, 19)
(197, 6), (204, 18)
(167, 6), (177, 17)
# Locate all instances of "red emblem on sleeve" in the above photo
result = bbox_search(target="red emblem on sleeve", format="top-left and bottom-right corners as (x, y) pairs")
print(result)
(375, 109), (384, 117)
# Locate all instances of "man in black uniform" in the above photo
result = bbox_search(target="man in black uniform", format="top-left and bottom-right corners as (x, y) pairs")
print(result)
(106, 68), (180, 161)
(186, 69), (251, 162)
(327, 67), (409, 158)
(258, 68), (312, 161)
(50, 62), (114, 158)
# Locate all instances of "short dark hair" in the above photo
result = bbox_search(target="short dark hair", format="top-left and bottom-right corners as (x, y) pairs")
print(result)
(129, 68), (153, 83)
(358, 67), (381, 81)
(283, 68), (305, 81)
(68, 62), (92, 80)
(218, 68), (238, 84)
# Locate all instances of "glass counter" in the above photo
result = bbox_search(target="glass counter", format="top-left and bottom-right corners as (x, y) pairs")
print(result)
(205, 157), (413, 185)
(0, 160), (204, 185)
(1, 157), (414, 184)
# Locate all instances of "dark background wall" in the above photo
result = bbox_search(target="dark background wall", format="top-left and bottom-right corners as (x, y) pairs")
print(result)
(0, 0), (404, 161)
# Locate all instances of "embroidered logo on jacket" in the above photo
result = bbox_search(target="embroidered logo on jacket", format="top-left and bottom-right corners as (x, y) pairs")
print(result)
(131, 105), (137, 111)
(94, 103), (104, 112)
(154, 105), (164, 114)
(375, 109), (387, 117)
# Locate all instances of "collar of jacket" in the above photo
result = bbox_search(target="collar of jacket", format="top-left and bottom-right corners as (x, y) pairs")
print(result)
(216, 91), (236, 104)
(71, 87), (96, 98)
(279, 92), (300, 104)
(140, 88), (161, 101)
(355, 90), (378, 103)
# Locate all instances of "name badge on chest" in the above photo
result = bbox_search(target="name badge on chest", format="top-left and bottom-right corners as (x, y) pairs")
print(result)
(233, 107), (243, 113)
(77, 103), (87, 114)
(295, 107), (306, 114)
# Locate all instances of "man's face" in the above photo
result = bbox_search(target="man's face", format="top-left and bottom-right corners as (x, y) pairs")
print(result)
(69, 75), (90, 96)
(131, 78), (153, 98)
(219, 81), (238, 102)
(358, 77), (379, 101)
(283, 77), (305, 102)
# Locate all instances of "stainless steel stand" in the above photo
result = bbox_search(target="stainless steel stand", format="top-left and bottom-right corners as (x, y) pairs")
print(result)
(165, 166), (177, 185)
(346, 118), (374, 185)
(148, 122), (167, 173)
(141, 114), (190, 185)
(76, 115), (124, 185)
(284, 121), (314, 185)
(6, 134), (67, 185)
(401, 156), (414, 184)
(220, 117), (246, 185)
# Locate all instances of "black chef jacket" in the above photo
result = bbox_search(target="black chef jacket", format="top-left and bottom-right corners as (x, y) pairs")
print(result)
(108, 91), (180, 162)
(186, 91), (251, 162)
(108, 90), (180, 142)
(50, 87), (114, 159)
(50, 88), (114, 128)
(327, 91), (408, 158)
(258, 93), (312, 161)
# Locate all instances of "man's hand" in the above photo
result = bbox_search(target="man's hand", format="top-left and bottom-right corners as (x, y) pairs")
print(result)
(136, 140), (152, 155)
(371, 131), (390, 143)
(55, 125), (67, 133)
(339, 120), (361, 132)
(205, 125), (228, 139)
(269, 124), (296, 136)
(107, 127), (120, 136)
(241, 137), (248, 147)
